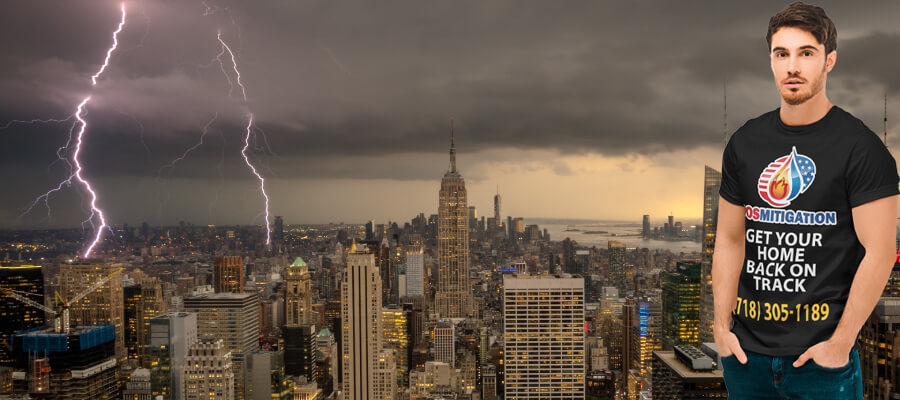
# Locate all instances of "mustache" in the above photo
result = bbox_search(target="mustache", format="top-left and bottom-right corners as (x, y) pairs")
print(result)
(783, 75), (806, 84)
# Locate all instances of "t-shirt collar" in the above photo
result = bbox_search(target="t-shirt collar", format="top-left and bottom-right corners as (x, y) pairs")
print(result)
(776, 105), (839, 135)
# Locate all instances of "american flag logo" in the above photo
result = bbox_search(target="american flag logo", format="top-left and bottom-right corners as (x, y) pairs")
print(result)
(757, 146), (816, 208)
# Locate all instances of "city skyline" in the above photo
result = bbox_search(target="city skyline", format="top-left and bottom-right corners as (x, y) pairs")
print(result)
(1, 1), (899, 230)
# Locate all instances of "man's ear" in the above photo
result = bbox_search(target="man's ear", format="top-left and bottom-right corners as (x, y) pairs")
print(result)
(825, 50), (837, 73)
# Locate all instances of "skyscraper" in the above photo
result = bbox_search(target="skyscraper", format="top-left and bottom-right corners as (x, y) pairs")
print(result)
(0, 264), (45, 367)
(123, 368), (153, 400)
(184, 293), (260, 400)
(434, 321), (455, 365)
(381, 307), (410, 385)
(435, 121), (472, 319)
(12, 324), (119, 399)
(139, 277), (165, 367)
(699, 166), (722, 344)
(285, 257), (313, 326)
(405, 244), (424, 297)
(124, 283), (143, 362)
(860, 297), (900, 400)
(633, 291), (663, 383)
(58, 261), (126, 361)
(503, 274), (585, 398)
(149, 312), (198, 400)
(214, 256), (245, 294)
(608, 241), (627, 293)
(341, 242), (387, 399)
(661, 262), (701, 350)
(182, 336), (235, 400)
(273, 216), (284, 245)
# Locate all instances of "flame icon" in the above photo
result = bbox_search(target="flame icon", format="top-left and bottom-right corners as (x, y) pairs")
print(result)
(758, 146), (815, 208)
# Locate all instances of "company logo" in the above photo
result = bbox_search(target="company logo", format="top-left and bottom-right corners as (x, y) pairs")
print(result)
(757, 146), (816, 208)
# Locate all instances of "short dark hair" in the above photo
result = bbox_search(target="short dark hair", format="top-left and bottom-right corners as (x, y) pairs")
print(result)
(766, 2), (837, 54)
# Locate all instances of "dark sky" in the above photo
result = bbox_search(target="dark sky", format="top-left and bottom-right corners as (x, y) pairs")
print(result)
(1, 0), (899, 228)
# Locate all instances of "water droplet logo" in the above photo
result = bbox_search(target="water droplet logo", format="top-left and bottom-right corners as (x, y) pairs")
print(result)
(757, 146), (816, 208)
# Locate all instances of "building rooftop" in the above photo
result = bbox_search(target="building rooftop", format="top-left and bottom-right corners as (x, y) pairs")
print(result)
(653, 350), (724, 382)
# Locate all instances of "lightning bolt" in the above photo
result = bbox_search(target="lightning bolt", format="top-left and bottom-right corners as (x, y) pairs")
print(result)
(159, 113), (218, 174)
(217, 31), (246, 101)
(241, 113), (271, 245)
(71, 97), (109, 256)
(23, 3), (127, 257)
(154, 113), (218, 222)
(91, 4), (126, 85)
(0, 117), (74, 131)
(214, 31), (271, 245)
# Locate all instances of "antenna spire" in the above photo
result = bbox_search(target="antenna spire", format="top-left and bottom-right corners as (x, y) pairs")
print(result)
(449, 117), (457, 173)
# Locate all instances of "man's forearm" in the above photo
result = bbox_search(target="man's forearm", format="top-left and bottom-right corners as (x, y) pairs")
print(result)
(829, 251), (896, 349)
(713, 237), (745, 334)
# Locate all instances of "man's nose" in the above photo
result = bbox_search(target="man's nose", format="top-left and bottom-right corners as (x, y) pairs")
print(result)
(787, 55), (801, 76)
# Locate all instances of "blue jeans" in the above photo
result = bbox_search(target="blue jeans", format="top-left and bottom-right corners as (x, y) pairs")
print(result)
(721, 347), (863, 399)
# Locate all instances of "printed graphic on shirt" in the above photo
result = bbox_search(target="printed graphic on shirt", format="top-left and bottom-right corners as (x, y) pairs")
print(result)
(758, 146), (816, 208)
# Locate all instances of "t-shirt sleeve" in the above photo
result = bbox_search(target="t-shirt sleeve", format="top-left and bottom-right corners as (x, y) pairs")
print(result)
(719, 134), (743, 206)
(846, 131), (900, 208)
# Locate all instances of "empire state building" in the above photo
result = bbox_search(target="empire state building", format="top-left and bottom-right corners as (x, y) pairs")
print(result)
(435, 120), (472, 319)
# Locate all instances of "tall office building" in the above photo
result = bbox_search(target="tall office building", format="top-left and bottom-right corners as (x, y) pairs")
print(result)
(58, 261), (126, 361)
(182, 336), (234, 400)
(12, 325), (119, 399)
(285, 257), (314, 326)
(608, 241), (627, 293)
(0, 264), (45, 367)
(273, 216), (284, 245)
(860, 297), (900, 400)
(139, 277), (165, 367)
(123, 368), (153, 400)
(365, 220), (376, 241)
(642, 215), (651, 238)
(405, 245), (424, 297)
(699, 166), (722, 343)
(621, 298), (636, 384)
(184, 293), (260, 400)
(562, 238), (576, 274)
(661, 262), (701, 350)
(373, 350), (397, 400)
(214, 256), (245, 294)
(247, 351), (292, 400)
(150, 312), (198, 400)
(283, 324), (317, 382)
(435, 122), (473, 319)
(341, 242), (387, 399)
(633, 291), (663, 383)
(434, 321), (455, 366)
(503, 274), (585, 398)
(649, 346), (726, 399)
(124, 283), (143, 361)
(382, 307), (410, 385)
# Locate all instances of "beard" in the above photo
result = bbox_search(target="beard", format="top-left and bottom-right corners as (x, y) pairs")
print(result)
(780, 68), (825, 106)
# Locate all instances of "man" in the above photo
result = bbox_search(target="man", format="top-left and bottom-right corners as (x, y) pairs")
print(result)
(713, 2), (899, 399)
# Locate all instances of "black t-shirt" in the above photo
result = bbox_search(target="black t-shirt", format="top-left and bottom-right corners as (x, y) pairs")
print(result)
(719, 105), (900, 356)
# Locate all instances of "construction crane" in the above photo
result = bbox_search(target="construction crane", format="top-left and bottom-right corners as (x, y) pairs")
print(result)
(2, 267), (123, 334)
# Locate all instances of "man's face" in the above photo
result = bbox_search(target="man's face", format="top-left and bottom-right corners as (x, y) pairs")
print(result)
(769, 26), (836, 105)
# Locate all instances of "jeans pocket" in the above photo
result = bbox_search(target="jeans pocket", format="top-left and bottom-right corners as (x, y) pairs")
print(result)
(808, 356), (852, 372)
